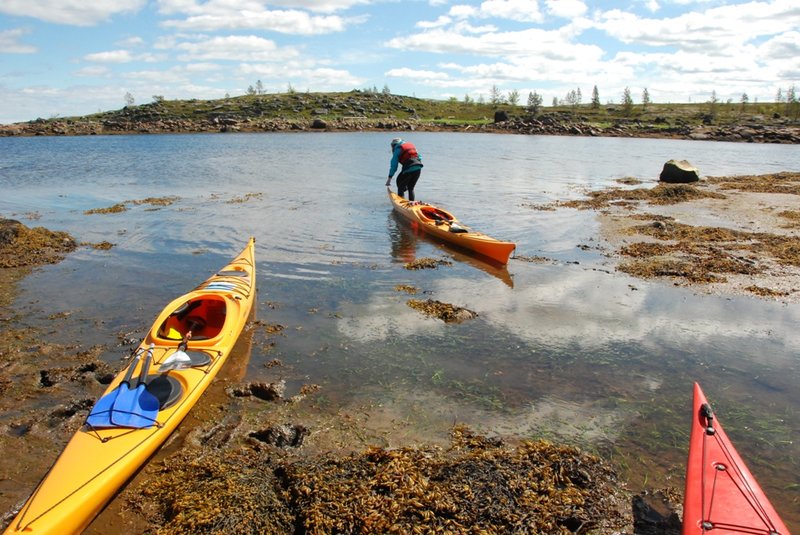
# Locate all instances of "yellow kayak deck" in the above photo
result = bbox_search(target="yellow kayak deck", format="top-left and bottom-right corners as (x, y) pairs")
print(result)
(5, 237), (256, 535)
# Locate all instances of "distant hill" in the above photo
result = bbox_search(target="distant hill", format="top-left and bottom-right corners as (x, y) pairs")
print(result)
(2, 90), (798, 143)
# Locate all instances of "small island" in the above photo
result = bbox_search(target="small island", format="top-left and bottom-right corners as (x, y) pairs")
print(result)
(1, 90), (798, 144)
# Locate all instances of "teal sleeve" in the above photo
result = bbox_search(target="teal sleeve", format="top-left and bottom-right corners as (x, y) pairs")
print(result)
(388, 146), (401, 177)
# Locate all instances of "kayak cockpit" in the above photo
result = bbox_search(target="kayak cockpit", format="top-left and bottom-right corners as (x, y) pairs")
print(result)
(156, 296), (227, 342)
(418, 206), (469, 233)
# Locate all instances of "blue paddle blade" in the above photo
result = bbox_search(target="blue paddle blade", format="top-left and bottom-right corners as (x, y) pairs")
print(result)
(86, 349), (143, 429)
(110, 346), (160, 429)
(86, 389), (119, 428)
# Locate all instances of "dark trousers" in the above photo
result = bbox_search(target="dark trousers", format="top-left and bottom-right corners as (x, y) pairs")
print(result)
(397, 170), (421, 201)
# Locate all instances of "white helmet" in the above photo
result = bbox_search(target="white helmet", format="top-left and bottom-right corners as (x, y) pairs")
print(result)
(390, 138), (403, 149)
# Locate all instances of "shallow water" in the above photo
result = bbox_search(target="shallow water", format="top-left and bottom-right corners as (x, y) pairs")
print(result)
(1, 132), (799, 527)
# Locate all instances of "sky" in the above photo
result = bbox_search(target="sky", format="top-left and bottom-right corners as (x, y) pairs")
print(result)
(1, 0), (799, 124)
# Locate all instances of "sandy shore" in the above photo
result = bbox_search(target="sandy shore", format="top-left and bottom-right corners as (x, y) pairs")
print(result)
(561, 172), (800, 303)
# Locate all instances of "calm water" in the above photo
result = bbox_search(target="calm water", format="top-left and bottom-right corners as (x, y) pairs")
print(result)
(1, 132), (799, 526)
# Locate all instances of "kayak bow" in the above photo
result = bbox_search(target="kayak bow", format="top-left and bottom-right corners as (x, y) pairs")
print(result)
(683, 382), (789, 535)
(5, 237), (256, 535)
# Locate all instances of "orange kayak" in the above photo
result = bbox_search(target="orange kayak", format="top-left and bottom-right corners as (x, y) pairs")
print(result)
(5, 238), (256, 535)
(388, 189), (515, 265)
(683, 382), (789, 535)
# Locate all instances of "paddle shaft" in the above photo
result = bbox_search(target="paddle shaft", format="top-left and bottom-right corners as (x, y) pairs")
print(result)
(121, 348), (144, 387)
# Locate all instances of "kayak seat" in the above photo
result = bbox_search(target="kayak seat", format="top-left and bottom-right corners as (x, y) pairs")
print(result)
(145, 374), (183, 410)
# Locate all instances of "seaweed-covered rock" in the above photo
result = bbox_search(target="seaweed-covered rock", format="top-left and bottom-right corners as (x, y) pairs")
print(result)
(0, 219), (76, 268)
(137, 426), (632, 534)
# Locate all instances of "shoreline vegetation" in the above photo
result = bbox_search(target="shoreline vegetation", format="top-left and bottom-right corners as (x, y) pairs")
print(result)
(1, 90), (799, 143)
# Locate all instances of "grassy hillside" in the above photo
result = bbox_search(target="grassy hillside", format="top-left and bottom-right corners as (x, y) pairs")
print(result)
(3, 90), (798, 141)
(66, 90), (800, 127)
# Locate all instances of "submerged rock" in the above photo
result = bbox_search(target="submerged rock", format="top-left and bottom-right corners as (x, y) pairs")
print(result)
(407, 298), (478, 323)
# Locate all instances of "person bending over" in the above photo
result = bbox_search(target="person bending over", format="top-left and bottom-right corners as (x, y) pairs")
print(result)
(386, 138), (423, 200)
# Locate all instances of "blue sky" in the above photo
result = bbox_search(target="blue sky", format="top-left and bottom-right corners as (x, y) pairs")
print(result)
(1, 0), (798, 124)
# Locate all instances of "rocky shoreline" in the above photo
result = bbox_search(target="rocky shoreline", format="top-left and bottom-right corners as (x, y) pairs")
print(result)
(3, 112), (799, 144)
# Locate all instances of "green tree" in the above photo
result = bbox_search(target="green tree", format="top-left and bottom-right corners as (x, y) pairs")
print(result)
(565, 88), (581, 112)
(489, 84), (503, 105)
(787, 85), (798, 119)
(642, 88), (651, 111)
(552, 96), (558, 107)
(708, 90), (719, 119)
(507, 89), (520, 106)
(621, 87), (634, 116)
(255, 80), (264, 94)
(527, 91), (543, 116)
(246, 85), (256, 95)
(124, 92), (134, 107)
(740, 92), (749, 113)
(382, 84), (391, 95)
(591, 85), (600, 109)
(463, 94), (473, 104)
(152, 95), (164, 104)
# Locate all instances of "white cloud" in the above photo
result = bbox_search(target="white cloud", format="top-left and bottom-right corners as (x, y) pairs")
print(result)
(387, 27), (603, 61)
(183, 62), (223, 73)
(449, 5), (478, 18)
(0, 28), (36, 54)
(594, 0), (800, 52)
(171, 35), (301, 62)
(74, 66), (112, 77)
(0, 0), (146, 26)
(479, 0), (544, 22)
(417, 15), (452, 29)
(158, 0), (368, 34)
(116, 36), (146, 47)
(84, 50), (135, 63)
(545, 0), (587, 18)
(258, 0), (372, 14)
(157, 0), (370, 16)
(83, 49), (164, 64)
(163, 10), (353, 34)
(237, 63), (363, 89)
(385, 68), (451, 80)
(760, 30), (800, 60)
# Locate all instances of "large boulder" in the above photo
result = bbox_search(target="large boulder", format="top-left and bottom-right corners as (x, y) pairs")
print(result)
(659, 159), (700, 183)
(494, 110), (509, 123)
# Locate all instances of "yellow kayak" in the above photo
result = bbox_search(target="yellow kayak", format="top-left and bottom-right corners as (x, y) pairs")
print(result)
(5, 237), (256, 535)
(389, 189), (516, 265)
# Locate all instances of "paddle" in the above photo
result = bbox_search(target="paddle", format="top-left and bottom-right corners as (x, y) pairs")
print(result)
(86, 348), (144, 428)
(110, 344), (160, 428)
